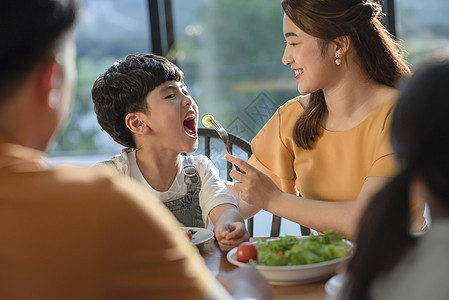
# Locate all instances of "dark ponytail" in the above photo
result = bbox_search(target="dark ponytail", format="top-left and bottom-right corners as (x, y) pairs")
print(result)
(343, 170), (416, 299)
(342, 57), (449, 300)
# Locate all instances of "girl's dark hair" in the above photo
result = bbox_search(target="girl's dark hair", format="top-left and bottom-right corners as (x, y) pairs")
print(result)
(281, 0), (410, 149)
(343, 60), (449, 299)
(91, 54), (184, 148)
(0, 0), (79, 101)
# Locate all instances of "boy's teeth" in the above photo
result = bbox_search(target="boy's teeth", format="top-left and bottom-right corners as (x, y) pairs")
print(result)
(295, 70), (304, 75)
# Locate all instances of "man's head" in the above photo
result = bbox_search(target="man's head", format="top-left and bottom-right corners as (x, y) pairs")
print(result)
(92, 54), (186, 149)
(0, 1), (78, 100)
(0, 0), (79, 150)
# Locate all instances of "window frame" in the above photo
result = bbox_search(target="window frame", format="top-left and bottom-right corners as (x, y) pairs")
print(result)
(148, 0), (397, 57)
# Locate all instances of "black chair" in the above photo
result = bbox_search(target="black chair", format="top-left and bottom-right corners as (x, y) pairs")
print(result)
(197, 128), (282, 237)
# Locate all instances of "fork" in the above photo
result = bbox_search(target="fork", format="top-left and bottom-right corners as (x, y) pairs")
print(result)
(209, 118), (244, 173)
(210, 119), (232, 155)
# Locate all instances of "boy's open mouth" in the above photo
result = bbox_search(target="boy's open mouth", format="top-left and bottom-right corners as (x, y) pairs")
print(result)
(183, 116), (197, 138)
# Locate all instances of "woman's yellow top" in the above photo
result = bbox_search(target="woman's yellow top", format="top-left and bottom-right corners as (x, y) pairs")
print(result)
(249, 96), (397, 201)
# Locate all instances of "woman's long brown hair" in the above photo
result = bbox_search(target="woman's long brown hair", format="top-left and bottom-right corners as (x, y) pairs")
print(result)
(281, 0), (410, 149)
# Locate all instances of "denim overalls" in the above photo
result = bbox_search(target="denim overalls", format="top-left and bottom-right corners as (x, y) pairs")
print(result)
(164, 156), (204, 228)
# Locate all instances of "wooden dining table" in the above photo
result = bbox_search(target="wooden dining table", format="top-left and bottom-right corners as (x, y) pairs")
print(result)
(197, 238), (330, 300)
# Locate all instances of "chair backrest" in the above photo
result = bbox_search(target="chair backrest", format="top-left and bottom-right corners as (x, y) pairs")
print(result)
(197, 128), (282, 237)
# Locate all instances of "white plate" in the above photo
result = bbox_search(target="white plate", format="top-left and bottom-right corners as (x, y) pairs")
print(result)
(180, 227), (214, 245)
(226, 237), (354, 285)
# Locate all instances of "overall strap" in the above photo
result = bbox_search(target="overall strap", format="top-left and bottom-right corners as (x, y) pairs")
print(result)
(182, 156), (200, 185)
(162, 155), (203, 228)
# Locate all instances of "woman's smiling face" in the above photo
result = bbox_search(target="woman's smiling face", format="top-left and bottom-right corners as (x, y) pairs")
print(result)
(282, 15), (336, 95)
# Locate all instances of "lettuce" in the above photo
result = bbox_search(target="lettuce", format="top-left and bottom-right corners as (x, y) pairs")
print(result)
(255, 230), (347, 266)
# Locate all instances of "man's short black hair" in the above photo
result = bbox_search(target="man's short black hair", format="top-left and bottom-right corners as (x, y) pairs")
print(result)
(0, 0), (79, 100)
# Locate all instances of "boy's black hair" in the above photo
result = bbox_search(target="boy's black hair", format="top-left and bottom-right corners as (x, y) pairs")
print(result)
(92, 54), (184, 148)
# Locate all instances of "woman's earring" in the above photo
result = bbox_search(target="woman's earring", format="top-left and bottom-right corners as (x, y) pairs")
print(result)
(48, 89), (61, 110)
(335, 57), (342, 66)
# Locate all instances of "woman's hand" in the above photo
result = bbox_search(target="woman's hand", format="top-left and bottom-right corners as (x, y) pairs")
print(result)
(225, 154), (283, 211)
(223, 181), (261, 219)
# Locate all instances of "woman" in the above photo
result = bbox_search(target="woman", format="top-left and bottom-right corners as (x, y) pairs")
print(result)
(226, 0), (416, 240)
(341, 59), (449, 299)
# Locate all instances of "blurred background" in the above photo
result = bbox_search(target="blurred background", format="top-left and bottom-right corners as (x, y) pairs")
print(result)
(47, 0), (447, 236)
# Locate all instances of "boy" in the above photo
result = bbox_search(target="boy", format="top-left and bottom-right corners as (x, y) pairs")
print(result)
(92, 54), (249, 252)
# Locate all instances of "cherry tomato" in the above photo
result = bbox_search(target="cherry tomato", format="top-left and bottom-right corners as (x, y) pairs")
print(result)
(236, 242), (258, 263)
(277, 251), (283, 259)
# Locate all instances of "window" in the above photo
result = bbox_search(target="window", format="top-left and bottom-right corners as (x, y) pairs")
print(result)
(395, 0), (449, 68)
(168, 0), (300, 236)
(170, 0), (297, 144)
(48, 0), (150, 165)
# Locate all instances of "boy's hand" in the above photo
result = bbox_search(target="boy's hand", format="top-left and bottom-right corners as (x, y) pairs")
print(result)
(214, 222), (249, 253)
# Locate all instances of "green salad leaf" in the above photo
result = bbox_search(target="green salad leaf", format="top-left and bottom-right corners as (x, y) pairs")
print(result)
(255, 230), (348, 266)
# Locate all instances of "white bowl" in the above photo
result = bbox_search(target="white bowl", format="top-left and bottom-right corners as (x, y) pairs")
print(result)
(325, 272), (347, 298)
(226, 237), (354, 285)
